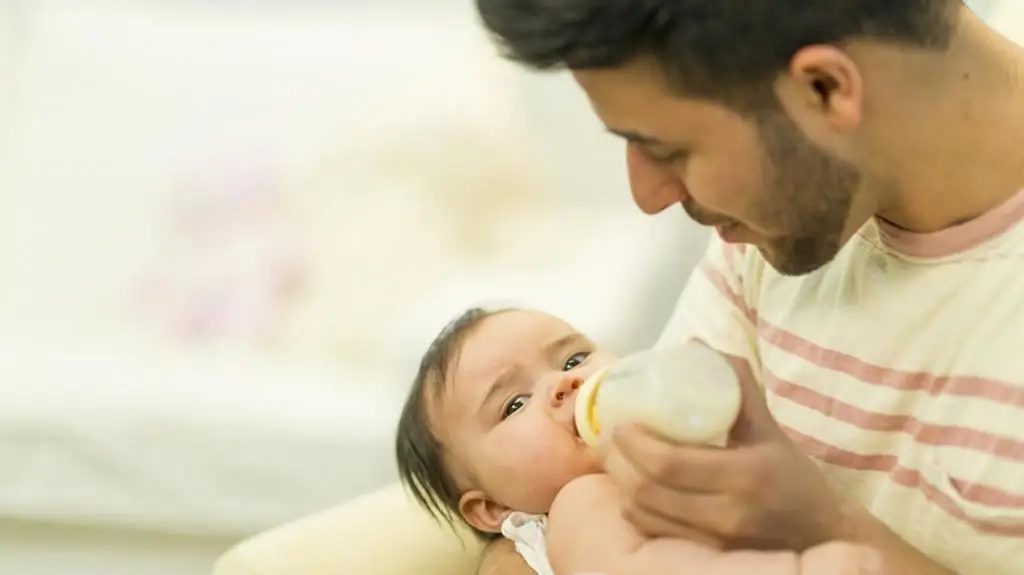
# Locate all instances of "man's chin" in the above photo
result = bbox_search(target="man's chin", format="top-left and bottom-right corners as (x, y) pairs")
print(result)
(758, 244), (837, 277)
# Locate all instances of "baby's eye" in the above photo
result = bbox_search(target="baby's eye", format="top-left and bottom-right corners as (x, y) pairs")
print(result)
(502, 395), (529, 420)
(562, 351), (590, 371)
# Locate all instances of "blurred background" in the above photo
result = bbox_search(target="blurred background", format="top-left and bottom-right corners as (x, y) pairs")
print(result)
(0, 1), (1018, 574)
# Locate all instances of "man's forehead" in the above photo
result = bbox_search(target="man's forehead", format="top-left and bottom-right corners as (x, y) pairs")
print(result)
(572, 55), (669, 92)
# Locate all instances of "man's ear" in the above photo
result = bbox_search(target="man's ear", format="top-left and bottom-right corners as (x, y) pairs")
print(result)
(459, 490), (512, 535)
(775, 45), (865, 140)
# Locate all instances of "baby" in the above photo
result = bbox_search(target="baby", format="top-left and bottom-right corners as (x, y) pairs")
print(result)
(395, 306), (883, 575)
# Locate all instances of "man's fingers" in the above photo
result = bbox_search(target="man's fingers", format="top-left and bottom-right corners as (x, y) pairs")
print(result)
(621, 479), (750, 540)
(621, 503), (725, 547)
(610, 422), (748, 492)
(718, 353), (786, 444)
(603, 453), (724, 544)
(603, 430), (758, 539)
(603, 442), (698, 512)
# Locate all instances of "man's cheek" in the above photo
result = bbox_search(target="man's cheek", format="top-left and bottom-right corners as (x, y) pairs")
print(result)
(688, 165), (760, 219)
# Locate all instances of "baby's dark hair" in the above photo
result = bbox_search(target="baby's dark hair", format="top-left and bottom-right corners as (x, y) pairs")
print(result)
(395, 306), (510, 540)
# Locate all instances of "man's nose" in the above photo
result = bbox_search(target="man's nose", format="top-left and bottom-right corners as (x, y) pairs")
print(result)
(548, 373), (582, 408)
(626, 143), (688, 214)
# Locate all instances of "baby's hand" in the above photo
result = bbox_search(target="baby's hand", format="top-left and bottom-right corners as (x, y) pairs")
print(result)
(800, 542), (885, 574)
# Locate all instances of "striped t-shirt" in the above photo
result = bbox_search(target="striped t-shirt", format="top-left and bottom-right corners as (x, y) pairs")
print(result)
(657, 189), (1024, 575)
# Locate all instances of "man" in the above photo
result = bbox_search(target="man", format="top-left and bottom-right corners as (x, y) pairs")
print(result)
(472, 1), (1024, 574)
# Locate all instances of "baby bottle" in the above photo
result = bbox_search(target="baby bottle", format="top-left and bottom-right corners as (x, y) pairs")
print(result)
(574, 341), (741, 447)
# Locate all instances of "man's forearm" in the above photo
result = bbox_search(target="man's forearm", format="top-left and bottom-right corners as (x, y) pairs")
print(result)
(477, 539), (532, 575)
(843, 503), (956, 574)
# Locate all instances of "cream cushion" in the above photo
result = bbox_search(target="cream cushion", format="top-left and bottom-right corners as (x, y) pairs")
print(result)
(212, 482), (483, 575)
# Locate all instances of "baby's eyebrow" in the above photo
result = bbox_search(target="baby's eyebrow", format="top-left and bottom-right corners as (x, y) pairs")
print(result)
(543, 332), (588, 355)
(478, 365), (524, 413)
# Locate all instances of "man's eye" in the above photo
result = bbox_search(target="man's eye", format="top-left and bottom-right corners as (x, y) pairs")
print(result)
(562, 352), (590, 371)
(502, 395), (529, 419)
(645, 148), (687, 165)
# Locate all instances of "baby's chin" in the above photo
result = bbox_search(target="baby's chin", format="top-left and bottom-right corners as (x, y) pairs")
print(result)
(557, 458), (605, 491)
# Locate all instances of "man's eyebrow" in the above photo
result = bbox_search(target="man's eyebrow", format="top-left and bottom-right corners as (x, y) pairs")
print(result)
(607, 128), (664, 146)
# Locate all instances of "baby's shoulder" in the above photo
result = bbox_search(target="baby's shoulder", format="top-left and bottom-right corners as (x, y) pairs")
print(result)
(549, 473), (618, 521)
(547, 473), (646, 564)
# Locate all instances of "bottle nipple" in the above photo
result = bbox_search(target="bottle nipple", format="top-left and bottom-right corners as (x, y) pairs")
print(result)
(574, 368), (606, 447)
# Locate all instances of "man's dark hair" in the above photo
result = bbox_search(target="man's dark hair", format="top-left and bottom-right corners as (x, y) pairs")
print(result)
(476, 0), (959, 109)
(395, 306), (510, 540)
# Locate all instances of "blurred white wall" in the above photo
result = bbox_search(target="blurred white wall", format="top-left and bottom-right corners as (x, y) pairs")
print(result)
(0, 0), (686, 354)
(986, 0), (1024, 38)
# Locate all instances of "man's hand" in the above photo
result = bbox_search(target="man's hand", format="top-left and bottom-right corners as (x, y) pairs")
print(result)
(599, 352), (847, 551)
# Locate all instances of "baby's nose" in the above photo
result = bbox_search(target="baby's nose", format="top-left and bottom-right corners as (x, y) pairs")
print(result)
(550, 375), (582, 406)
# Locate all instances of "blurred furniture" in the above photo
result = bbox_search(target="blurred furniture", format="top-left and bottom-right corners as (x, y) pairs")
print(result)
(0, 335), (406, 575)
(212, 483), (481, 575)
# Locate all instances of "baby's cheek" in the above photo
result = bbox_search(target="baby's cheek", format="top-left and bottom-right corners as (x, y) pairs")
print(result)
(505, 436), (589, 511)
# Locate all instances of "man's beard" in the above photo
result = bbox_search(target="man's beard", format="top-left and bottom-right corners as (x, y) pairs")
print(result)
(753, 111), (862, 276)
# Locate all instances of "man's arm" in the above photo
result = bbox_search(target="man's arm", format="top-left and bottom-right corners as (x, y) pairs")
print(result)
(840, 503), (956, 575)
(477, 538), (533, 575)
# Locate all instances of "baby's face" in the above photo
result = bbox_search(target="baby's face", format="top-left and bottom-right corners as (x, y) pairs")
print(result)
(433, 309), (616, 534)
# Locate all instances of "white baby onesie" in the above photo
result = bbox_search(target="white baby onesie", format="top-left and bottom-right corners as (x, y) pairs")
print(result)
(501, 512), (555, 575)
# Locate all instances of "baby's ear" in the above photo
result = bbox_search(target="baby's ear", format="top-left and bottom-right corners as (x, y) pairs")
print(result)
(459, 490), (511, 535)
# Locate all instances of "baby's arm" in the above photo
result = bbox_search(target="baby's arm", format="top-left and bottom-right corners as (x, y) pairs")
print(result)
(546, 474), (790, 575)
(547, 474), (686, 573)
(547, 474), (882, 575)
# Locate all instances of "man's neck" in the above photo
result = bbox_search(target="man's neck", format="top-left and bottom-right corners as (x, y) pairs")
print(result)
(871, 9), (1024, 233)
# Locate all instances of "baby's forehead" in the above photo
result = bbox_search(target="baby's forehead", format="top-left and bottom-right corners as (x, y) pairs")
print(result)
(461, 312), (575, 369)
(446, 312), (588, 399)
